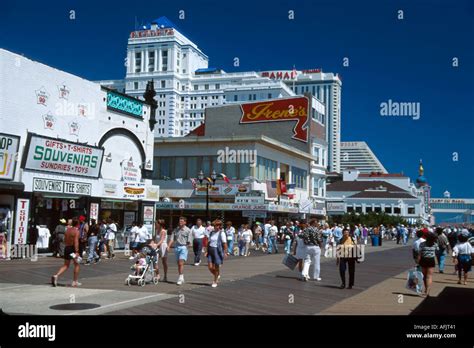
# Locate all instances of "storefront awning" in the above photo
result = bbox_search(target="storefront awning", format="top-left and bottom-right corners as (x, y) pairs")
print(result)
(0, 181), (25, 193)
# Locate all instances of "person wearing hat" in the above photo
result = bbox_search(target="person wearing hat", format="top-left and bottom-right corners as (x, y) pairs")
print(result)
(417, 232), (439, 297)
(53, 219), (67, 258)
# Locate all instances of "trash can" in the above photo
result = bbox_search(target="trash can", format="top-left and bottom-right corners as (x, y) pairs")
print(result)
(371, 235), (379, 246)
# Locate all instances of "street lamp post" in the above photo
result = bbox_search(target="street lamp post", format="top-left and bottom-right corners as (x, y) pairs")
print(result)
(198, 169), (217, 222)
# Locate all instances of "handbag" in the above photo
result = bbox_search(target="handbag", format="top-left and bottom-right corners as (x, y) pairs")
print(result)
(406, 267), (424, 294)
(282, 254), (299, 270)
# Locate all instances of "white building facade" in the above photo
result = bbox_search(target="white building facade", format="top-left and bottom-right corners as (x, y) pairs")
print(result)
(0, 49), (159, 255)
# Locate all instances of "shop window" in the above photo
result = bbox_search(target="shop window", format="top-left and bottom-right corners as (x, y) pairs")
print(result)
(239, 162), (251, 180)
(385, 207), (392, 214)
(394, 207), (401, 214)
(159, 157), (171, 179)
(408, 207), (415, 214)
(346, 206), (354, 213)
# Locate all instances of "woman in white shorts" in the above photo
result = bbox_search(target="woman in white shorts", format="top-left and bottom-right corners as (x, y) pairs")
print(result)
(154, 219), (168, 282)
(294, 222), (308, 278)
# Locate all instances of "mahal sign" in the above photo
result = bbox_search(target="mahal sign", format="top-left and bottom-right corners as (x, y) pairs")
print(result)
(0, 133), (20, 180)
(239, 97), (309, 142)
(22, 134), (104, 178)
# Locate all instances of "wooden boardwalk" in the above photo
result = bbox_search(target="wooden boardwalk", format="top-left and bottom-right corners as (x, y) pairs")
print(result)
(0, 242), (420, 315)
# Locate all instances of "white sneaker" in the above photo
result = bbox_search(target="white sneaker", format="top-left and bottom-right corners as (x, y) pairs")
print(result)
(177, 276), (184, 285)
(316, 277), (322, 281)
(194, 263), (199, 266)
(211, 282), (217, 288)
(129, 256), (135, 260)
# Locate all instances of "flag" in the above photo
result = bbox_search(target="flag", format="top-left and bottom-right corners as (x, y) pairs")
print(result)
(219, 173), (230, 183)
(286, 183), (296, 194)
(205, 177), (213, 183)
(266, 180), (277, 198)
(190, 178), (197, 188)
(175, 178), (183, 184)
(278, 180), (286, 194)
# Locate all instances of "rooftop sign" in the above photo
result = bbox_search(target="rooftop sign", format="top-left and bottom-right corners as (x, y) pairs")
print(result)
(129, 28), (174, 39)
(239, 97), (309, 142)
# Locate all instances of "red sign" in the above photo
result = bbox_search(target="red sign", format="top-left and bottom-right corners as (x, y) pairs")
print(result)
(240, 97), (309, 142)
(130, 29), (174, 38)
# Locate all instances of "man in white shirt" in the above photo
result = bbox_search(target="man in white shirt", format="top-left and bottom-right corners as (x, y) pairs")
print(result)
(191, 219), (206, 266)
(263, 220), (271, 252)
(225, 221), (235, 256)
(129, 222), (139, 260)
(412, 229), (426, 270)
(135, 222), (150, 250)
(267, 220), (279, 254)
(105, 218), (117, 259)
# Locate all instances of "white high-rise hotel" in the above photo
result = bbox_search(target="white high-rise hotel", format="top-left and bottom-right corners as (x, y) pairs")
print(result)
(100, 17), (342, 172)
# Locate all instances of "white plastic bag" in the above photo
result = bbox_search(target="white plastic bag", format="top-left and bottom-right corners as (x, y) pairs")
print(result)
(405, 267), (424, 294)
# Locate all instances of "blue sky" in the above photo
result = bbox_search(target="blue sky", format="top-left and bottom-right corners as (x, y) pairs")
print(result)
(1, 0), (473, 220)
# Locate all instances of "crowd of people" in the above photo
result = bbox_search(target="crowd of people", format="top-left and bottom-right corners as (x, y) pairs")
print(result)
(412, 226), (474, 297)
(49, 215), (473, 293)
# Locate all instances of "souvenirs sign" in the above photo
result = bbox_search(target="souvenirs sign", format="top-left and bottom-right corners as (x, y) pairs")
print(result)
(239, 97), (309, 142)
(22, 133), (104, 178)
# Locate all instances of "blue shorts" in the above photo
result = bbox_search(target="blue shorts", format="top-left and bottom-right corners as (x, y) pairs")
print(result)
(175, 245), (188, 262)
(207, 246), (223, 265)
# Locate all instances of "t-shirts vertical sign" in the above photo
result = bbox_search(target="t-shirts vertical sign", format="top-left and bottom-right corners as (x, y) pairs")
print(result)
(14, 198), (30, 245)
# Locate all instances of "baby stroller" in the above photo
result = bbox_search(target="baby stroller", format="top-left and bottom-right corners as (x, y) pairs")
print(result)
(125, 246), (159, 287)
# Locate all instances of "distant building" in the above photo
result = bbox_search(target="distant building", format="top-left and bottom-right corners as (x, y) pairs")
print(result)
(340, 141), (387, 174)
(97, 16), (343, 173)
(152, 96), (327, 226)
(326, 167), (429, 224)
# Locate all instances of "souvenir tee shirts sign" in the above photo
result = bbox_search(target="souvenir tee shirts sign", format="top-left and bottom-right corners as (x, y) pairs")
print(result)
(22, 133), (104, 178)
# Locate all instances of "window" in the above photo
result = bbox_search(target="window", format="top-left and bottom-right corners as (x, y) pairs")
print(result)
(347, 206), (354, 213)
(313, 146), (320, 164)
(239, 162), (251, 179)
(194, 85), (198, 91)
(134, 81), (139, 90)
(161, 80), (165, 88)
(366, 206), (373, 213)
(148, 51), (155, 72)
(135, 52), (141, 73)
(158, 157), (172, 179)
(268, 93), (272, 99)
(408, 207), (415, 214)
(205, 84), (209, 90)
(161, 50), (168, 71)
(355, 206), (362, 213)
(394, 207), (401, 214)
(255, 156), (277, 181)
(215, 83), (220, 89)
(374, 206), (382, 213)
(385, 206), (392, 214)
(226, 163), (238, 180)
(291, 166), (307, 189)
(234, 95), (238, 102)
